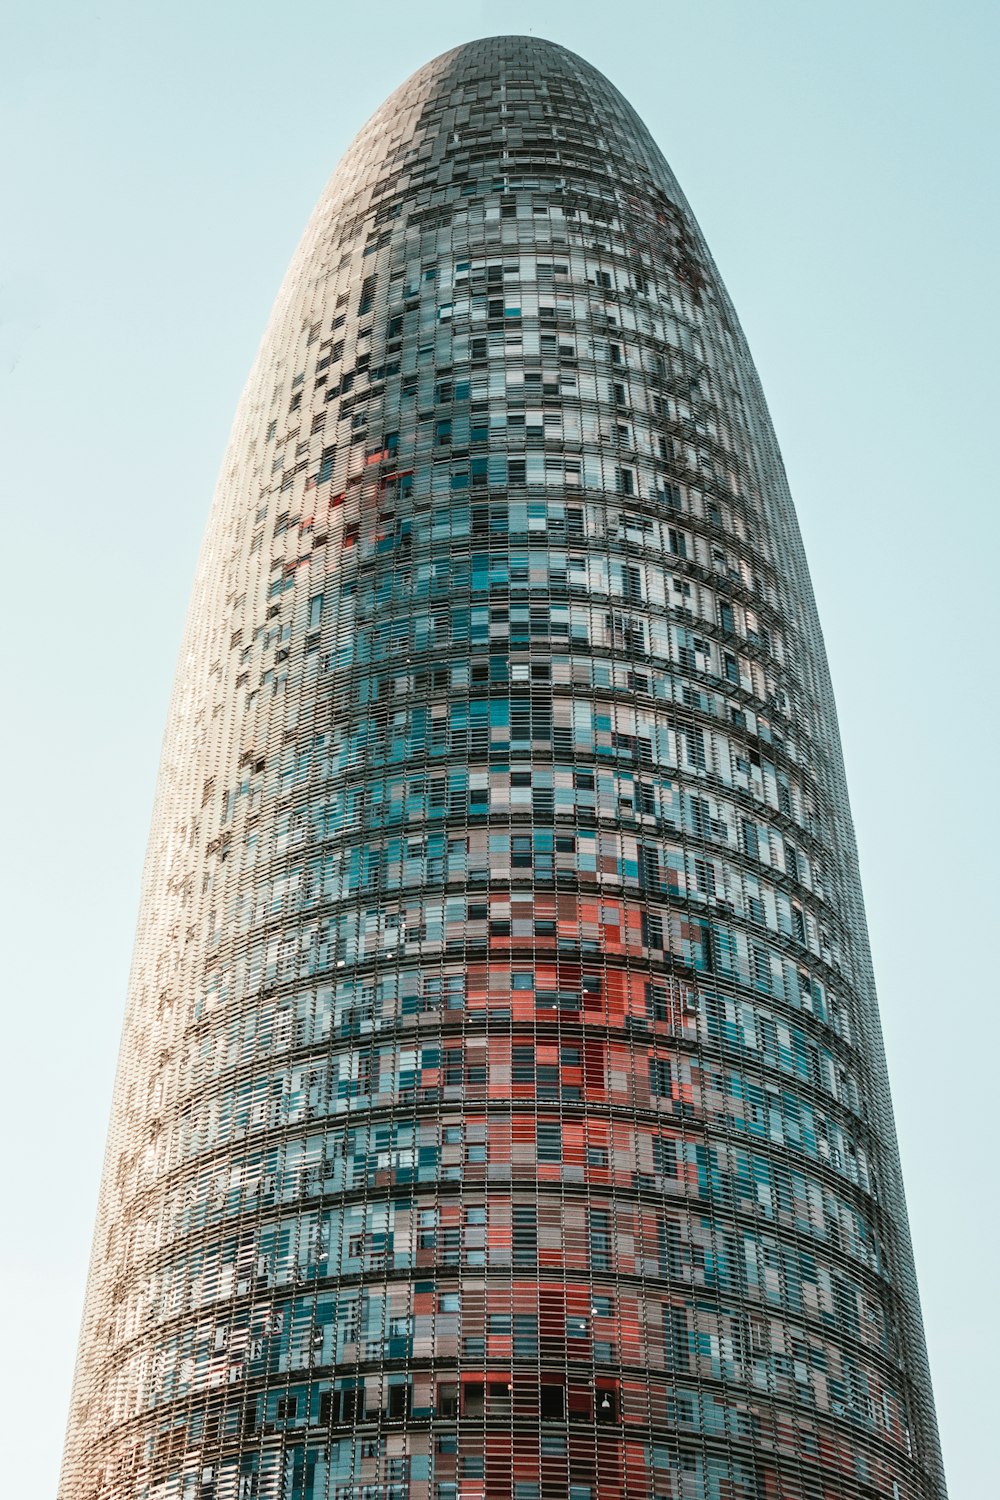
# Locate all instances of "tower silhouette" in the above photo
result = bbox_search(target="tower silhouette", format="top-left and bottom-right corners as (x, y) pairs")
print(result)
(61, 37), (945, 1500)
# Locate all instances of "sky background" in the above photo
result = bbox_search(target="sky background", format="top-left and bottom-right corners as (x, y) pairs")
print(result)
(1, 2), (996, 1494)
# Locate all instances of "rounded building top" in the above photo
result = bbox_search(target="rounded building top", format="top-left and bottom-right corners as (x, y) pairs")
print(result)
(287, 28), (700, 356)
(328, 31), (680, 202)
(386, 33), (616, 90)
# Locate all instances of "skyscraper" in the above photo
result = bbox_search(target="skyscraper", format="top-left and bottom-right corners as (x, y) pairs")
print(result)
(60, 32), (945, 1500)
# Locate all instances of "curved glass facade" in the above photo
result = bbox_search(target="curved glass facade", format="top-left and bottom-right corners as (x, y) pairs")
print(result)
(60, 36), (945, 1500)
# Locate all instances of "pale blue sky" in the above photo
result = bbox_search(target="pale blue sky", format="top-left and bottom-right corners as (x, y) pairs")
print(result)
(1, 3), (996, 1494)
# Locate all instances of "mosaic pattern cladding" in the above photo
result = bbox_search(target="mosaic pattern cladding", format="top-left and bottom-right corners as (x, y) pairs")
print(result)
(60, 35), (946, 1500)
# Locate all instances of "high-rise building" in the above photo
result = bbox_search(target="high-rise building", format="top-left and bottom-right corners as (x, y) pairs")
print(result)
(60, 35), (945, 1500)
